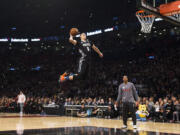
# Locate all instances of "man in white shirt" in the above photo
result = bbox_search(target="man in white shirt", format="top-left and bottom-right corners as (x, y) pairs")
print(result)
(17, 91), (26, 115)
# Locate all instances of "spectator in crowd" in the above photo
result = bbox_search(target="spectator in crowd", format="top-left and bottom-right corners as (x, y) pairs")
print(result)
(148, 97), (155, 119)
(154, 101), (160, 120)
(9, 99), (17, 112)
(92, 98), (97, 105)
(77, 104), (88, 118)
(163, 100), (173, 122)
(104, 105), (114, 119)
(108, 98), (113, 106)
(92, 105), (100, 117)
(99, 99), (105, 105)
(173, 100), (180, 122)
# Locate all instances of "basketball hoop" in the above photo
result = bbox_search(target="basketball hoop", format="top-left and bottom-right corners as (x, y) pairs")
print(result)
(136, 10), (155, 33)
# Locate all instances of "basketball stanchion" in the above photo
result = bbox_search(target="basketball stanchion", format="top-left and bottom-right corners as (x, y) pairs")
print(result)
(159, 1), (180, 23)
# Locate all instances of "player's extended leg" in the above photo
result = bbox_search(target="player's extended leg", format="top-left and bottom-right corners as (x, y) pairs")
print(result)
(59, 57), (87, 83)
(122, 102), (128, 128)
(59, 72), (78, 83)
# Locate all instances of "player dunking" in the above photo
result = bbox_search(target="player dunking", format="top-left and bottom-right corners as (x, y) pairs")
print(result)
(59, 32), (103, 83)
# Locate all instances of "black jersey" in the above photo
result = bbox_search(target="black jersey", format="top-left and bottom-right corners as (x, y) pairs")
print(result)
(76, 39), (93, 58)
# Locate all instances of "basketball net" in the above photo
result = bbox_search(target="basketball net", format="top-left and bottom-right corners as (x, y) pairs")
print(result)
(136, 10), (155, 33)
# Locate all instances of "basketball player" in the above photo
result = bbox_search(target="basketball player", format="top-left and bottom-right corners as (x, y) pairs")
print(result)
(116, 76), (139, 129)
(59, 33), (103, 82)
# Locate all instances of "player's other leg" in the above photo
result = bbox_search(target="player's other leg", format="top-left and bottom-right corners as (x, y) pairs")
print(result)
(129, 103), (137, 129)
(122, 102), (128, 128)
(59, 72), (78, 83)
(59, 57), (87, 83)
(73, 57), (88, 81)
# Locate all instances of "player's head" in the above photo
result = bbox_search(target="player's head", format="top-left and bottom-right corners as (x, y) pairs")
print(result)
(80, 33), (87, 40)
(123, 75), (128, 83)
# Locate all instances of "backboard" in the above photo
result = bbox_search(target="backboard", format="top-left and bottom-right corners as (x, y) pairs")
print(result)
(137, 0), (180, 26)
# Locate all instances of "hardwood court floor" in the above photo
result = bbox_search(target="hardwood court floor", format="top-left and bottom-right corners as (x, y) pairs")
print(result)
(0, 113), (180, 134)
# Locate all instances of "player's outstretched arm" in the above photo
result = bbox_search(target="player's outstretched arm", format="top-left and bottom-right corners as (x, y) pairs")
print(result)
(69, 34), (77, 45)
(92, 44), (103, 58)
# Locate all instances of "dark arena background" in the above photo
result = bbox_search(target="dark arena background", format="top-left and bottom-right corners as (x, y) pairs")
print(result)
(0, 0), (180, 135)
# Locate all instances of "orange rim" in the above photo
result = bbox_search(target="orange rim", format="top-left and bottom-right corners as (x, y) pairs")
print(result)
(136, 10), (154, 18)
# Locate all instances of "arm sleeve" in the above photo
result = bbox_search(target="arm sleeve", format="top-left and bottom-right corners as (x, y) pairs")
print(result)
(116, 85), (122, 103)
(132, 83), (139, 102)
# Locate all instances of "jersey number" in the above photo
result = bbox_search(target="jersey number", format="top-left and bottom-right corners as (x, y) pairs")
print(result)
(87, 47), (90, 52)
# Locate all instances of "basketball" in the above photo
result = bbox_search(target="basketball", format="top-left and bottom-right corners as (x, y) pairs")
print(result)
(70, 28), (79, 36)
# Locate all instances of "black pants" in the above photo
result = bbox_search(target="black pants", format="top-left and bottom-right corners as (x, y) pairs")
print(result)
(122, 102), (136, 126)
(163, 111), (172, 122)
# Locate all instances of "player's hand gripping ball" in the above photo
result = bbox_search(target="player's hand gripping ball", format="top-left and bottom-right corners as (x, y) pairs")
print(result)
(70, 28), (79, 36)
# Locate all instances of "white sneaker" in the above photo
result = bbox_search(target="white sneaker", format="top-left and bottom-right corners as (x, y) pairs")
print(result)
(133, 125), (137, 129)
(122, 125), (127, 129)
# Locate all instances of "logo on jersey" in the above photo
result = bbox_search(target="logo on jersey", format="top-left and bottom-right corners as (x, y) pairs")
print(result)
(122, 86), (130, 91)
(82, 43), (91, 47)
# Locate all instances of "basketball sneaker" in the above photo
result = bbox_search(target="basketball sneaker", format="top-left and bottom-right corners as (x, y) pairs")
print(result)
(59, 72), (78, 83)
(59, 72), (68, 83)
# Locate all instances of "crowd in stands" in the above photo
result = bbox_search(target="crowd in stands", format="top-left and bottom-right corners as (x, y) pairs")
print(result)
(1, 94), (179, 122)
(0, 95), (63, 114)
(0, 35), (179, 123)
(64, 96), (180, 122)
